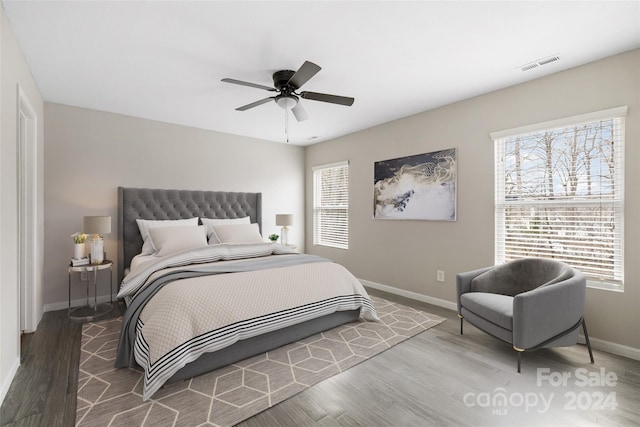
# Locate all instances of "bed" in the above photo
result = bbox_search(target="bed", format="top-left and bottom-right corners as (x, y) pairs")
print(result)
(114, 187), (377, 400)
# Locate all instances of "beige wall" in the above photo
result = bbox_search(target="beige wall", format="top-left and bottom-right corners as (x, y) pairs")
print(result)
(305, 49), (640, 351)
(1, 7), (45, 401)
(43, 104), (305, 308)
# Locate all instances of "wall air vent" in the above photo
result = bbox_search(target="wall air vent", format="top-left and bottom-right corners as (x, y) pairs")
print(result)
(519, 54), (561, 72)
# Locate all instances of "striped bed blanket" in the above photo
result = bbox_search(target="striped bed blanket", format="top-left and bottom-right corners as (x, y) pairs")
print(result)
(115, 243), (378, 400)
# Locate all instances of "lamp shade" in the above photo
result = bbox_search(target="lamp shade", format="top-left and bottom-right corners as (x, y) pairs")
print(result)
(275, 214), (293, 227)
(83, 216), (111, 235)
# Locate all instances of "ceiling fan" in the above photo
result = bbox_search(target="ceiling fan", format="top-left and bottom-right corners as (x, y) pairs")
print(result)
(221, 61), (354, 122)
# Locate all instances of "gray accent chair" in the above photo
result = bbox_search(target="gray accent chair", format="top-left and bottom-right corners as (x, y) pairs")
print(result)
(456, 258), (594, 372)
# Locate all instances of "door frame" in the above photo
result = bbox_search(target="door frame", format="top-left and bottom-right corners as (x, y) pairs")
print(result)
(17, 84), (38, 333)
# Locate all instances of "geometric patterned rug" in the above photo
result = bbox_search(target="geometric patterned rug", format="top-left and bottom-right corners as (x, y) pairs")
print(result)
(75, 295), (446, 427)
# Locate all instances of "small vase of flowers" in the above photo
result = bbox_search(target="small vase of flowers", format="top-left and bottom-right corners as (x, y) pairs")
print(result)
(71, 232), (87, 259)
(268, 233), (279, 243)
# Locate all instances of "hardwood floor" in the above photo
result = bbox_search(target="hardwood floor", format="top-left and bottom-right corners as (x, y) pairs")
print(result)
(0, 304), (124, 427)
(1, 289), (639, 426)
(1, 310), (80, 427)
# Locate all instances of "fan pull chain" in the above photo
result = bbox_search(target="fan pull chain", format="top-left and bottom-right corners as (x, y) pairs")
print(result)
(284, 106), (289, 143)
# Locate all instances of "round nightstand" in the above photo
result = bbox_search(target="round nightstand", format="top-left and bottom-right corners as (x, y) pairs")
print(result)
(68, 260), (113, 321)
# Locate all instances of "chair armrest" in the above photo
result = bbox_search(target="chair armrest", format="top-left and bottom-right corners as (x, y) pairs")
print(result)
(512, 273), (586, 349)
(456, 266), (493, 315)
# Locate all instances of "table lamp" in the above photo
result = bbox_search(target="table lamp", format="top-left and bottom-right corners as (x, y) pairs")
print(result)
(83, 215), (111, 264)
(275, 214), (293, 246)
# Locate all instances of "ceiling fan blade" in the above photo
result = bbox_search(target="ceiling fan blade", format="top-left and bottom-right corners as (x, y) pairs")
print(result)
(291, 103), (309, 122)
(300, 91), (355, 106)
(287, 61), (321, 89)
(222, 78), (276, 92)
(236, 97), (274, 111)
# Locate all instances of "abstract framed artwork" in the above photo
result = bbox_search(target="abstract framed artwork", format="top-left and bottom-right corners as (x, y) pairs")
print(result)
(374, 148), (457, 221)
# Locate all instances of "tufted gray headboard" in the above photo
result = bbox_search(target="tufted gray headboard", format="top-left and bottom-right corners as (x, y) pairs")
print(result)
(117, 187), (262, 284)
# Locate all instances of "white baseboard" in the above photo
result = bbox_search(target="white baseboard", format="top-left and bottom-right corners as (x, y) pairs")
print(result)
(359, 278), (457, 311)
(44, 294), (117, 312)
(360, 278), (640, 362)
(579, 335), (640, 361)
(0, 357), (20, 406)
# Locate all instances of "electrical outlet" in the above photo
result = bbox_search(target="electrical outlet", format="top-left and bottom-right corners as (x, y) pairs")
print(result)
(436, 270), (445, 282)
(80, 270), (87, 281)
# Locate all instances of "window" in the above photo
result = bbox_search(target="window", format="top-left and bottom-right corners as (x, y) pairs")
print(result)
(313, 161), (349, 249)
(492, 107), (626, 290)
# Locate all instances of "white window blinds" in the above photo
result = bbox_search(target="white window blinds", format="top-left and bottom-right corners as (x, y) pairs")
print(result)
(492, 107), (626, 290)
(313, 161), (349, 249)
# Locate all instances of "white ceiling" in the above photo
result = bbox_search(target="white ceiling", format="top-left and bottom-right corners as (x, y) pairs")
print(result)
(3, 1), (640, 145)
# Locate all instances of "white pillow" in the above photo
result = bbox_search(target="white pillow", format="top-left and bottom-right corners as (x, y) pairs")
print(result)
(148, 225), (208, 257)
(136, 217), (198, 255)
(201, 216), (251, 244)
(211, 223), (263, 244)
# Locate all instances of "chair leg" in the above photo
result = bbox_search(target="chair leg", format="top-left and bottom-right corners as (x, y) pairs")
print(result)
(582, 319), (595, 364)
(458, 315), (463, 335)
(514, 347), (524, 373)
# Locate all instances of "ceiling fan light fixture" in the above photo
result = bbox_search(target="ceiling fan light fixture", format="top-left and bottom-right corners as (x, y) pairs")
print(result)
(276, 94), (298, 110)
(222, 61), (355, 125)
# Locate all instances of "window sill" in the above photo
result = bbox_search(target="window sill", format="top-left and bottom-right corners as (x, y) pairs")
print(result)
(587, 280), (624, 293)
